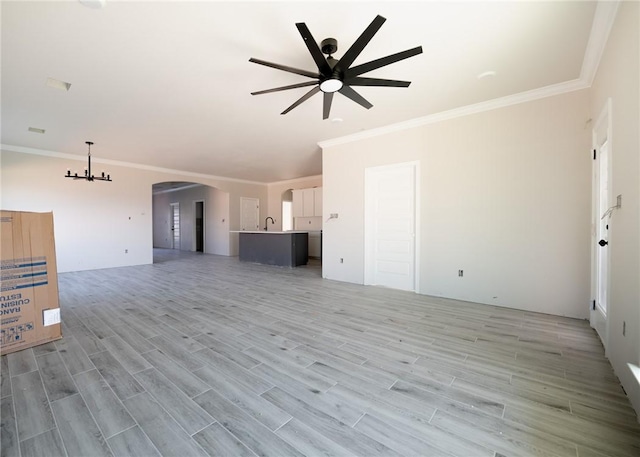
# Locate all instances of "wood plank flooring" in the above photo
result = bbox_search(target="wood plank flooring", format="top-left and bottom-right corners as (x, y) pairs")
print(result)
(1, 249), (639, 457)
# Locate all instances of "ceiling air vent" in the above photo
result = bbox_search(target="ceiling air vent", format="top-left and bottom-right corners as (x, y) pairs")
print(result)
(46, 78), (71, 91)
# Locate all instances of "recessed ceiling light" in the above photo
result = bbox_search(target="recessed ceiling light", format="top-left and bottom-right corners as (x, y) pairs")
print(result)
(46, 78), (71, 91)
(28, 127), (46, 134)
(331, 117), (343, 123)
(477, 71), (497, 80)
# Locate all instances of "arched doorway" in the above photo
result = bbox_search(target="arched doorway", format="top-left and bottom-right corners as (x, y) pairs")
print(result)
(281, 189), (294, 231)
(152, 181), (230, 259)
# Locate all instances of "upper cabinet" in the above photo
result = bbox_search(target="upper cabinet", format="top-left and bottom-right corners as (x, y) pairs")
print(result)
(302, 189), (315, 217)
(292, 189), (303, 218)
(292, 187), (322, 218)
(313, 187), (322, 216)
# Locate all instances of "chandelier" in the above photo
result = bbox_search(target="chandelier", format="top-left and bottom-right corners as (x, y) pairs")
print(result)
(65, 141), (112, 182)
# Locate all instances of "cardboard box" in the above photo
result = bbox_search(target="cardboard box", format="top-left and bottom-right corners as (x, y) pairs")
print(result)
(1, 211), (62, 354)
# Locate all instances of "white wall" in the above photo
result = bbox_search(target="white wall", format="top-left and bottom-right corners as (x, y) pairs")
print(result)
(589, 0), (640, 417)
(207, 186), (231, 256)
(267, 175), (322, 231)
(1, 151), (153, 272)
(322, 89), (591, 319)
(152, 191), (172, 249)
(0, 149), (267, 272)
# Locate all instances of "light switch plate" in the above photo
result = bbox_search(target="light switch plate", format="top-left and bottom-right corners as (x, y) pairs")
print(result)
(43, 308), (61, 326)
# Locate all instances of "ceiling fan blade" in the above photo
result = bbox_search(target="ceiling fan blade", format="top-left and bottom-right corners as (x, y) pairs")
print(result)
(251, 81), (318, 96)
(345, 46), (423, 78)
(296, 23), (333, 76)
(334, 15), (386, 73)
(281, 86), (321, 115)
(249, 58), (319, 79)
(323, 92), (334, 119)
(345, 77), (411, 88)
(338, 85), (373, 110)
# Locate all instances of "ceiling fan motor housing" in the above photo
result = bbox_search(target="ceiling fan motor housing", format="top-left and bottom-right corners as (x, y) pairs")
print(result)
(319, 39), (342, 91)
(321, 38), (338, 56)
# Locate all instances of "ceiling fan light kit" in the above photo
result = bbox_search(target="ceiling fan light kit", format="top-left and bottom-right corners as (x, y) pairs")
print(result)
(320, 78), (343, 93)
(250, 15), (423, 120)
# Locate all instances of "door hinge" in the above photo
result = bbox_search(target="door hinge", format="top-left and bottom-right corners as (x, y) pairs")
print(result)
(593, 149), (597, 160)
(592, 299), (596, 310)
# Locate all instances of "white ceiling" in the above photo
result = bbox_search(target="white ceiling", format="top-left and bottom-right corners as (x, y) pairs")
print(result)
(2, 1), (600, 183)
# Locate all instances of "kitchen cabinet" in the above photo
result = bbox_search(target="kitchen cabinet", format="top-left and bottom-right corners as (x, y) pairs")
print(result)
(293, 187), (322, 218)
(292, 189), (303, 217)
(308, 232), (321, 258)
(302, 189), (315, 216)
(237, 231), (308, 267)
(313, 188), (322, 216)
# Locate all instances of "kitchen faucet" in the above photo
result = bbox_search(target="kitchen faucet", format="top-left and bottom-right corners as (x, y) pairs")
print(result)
(264, 216), (275, 231)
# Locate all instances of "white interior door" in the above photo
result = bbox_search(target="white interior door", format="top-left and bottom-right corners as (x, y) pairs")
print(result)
(596, 140), (610, 316)
(170, 202), (180, 250)
(591, 99), (611, 349)
(365, 162), (418, 292)
(240, 197), (260, 231)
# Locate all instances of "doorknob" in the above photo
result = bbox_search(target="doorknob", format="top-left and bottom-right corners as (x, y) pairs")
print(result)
(598, 239), (608, 247)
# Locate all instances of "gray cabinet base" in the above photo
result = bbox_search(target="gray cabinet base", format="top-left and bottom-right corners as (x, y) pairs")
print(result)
(239, 233), (308, 267)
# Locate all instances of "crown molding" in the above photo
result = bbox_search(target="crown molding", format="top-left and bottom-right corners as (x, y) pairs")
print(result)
(0, 144), (265, 186)
(580, 0), (620, 85)
(152, 183), (204, 195)
(320, 1), (620, 150)
(319, 78), (589, 149)
(267, 174), (323, 187)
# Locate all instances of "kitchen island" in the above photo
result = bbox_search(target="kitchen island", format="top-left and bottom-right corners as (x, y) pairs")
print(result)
(233, 231), (309, 267)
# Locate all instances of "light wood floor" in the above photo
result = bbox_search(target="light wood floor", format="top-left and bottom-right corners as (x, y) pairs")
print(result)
(1, 249), (639, 457)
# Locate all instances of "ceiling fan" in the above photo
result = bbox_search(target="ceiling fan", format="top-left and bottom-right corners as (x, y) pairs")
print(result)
(249, 15), (423, 119)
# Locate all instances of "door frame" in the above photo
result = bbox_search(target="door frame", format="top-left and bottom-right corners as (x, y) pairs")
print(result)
(590, 98), (612, 352)
(364, 161), (420, 292)
(170, 202), (180, 250)
(193, 200), (205, 253)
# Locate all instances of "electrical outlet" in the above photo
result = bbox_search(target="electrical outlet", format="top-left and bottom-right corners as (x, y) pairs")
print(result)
(617, 194), (622, 208)
(458, 270), (464, 277)
(125, 249), (128, 254)
(330, 213), (339, 219)
(340, 258), (343, 263)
